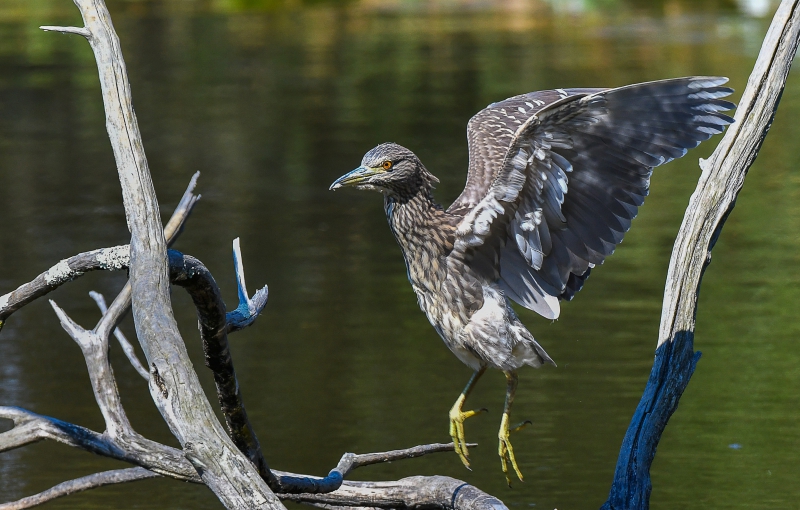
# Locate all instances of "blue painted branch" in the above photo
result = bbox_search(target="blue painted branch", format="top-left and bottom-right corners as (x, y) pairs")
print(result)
(602, 1), (800, 508)
(601, 333), (700, 510)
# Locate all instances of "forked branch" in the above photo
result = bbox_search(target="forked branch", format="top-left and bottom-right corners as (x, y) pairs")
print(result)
(45, 1), (281, 506)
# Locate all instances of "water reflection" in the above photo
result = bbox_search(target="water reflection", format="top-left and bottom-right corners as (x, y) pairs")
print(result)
(0, 1), (798, 509)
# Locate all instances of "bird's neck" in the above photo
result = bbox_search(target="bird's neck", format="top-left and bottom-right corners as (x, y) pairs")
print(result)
(384, 189), (452, 292)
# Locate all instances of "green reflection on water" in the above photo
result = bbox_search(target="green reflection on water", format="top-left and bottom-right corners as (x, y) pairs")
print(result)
(0, 1), (797, 509)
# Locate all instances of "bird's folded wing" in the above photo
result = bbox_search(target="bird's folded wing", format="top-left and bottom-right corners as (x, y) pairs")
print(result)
(449, 77), (735, 319)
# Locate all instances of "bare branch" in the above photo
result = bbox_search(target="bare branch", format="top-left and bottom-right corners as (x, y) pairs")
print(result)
(0, 172), (200, 332)
(56, 2), (280, 504)
(281, 476), (508, 510)
(0, 406), (198, 481)
(94, 171), (198, 339)
(0, 246), (129, 325)
(89, 290), (149, 379)
(276, 443), (477, 494)
(39, 25), (90, 37)
(26, 297), (198, 481)
(0, 408), (497, 510)
(603, 2), (800, 509)
(0, 468), (157, 510)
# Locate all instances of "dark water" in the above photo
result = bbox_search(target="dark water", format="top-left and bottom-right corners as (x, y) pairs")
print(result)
(1, 0), (799, 508)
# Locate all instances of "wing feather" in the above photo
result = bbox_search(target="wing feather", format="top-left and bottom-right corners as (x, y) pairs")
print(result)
(449, 77), (734, 318)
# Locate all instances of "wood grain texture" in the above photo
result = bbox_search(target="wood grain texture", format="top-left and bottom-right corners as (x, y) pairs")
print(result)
(57, 0), (281, 507)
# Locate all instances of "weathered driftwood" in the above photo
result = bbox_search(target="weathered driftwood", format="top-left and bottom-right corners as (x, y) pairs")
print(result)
(0, 224), (492, 506)
(42, 0), (282, 506)
(0, 399), (491, 508)
(89, 290), (150, 379)
(602, 1), (800, 509)
(283, 476), (508, 510)
(0, 468), (159, 510)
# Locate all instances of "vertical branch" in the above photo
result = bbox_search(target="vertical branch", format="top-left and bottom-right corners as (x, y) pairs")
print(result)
(603, 1), (800, 509)
(41, 2), (281, 508)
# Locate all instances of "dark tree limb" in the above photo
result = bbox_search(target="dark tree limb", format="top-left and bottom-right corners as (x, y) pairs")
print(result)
(602, 1), (800, 509)
(166, 246), (276, 488)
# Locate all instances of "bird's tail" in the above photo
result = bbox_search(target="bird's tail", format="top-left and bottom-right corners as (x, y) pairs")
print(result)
(510, 322), (557, 368)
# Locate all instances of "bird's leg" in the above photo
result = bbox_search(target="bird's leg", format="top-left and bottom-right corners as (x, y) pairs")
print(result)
(448, 366), (487, 469)
(498, 370), (529, 485)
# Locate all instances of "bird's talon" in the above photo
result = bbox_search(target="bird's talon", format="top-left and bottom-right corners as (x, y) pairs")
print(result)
(499, 413), (525, 483)
(511, 420), (532, 433)
(450, 397), (486, 470)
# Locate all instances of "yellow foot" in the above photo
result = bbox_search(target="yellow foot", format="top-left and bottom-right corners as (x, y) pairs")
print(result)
(449, 399), (487, 469)
(498, 415), (531, 486)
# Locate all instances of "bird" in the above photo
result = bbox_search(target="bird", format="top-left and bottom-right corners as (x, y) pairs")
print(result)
(329, 77), (734, 484)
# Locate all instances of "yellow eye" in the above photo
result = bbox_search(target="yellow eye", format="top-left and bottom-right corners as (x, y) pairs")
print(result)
(382, 160), (393, 170)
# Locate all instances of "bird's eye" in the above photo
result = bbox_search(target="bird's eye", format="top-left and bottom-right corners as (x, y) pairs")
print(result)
(382, 161), (393, 171)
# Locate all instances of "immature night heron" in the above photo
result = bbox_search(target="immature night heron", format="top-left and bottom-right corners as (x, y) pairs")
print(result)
(330, 77), (734, 483)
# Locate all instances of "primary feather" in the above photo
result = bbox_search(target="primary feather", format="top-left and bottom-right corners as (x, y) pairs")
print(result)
(449, 77), (734, 320)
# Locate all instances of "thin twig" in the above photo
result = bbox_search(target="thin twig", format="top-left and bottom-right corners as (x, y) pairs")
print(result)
(89, 291), (149, 379)
(276, 443), (477, 494)
(0, 468), (157, 510)
(227, 238), (269, 333)
(39, 25), (90, 37)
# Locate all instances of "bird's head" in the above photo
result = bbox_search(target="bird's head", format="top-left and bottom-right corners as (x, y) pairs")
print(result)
(329, 142), (439, 199)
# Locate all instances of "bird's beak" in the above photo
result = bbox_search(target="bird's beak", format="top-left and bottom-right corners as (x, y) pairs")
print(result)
(329, 166), (385, 190)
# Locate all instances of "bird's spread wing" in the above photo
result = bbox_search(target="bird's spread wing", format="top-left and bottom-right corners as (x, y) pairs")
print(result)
(447, 77), (735, 319)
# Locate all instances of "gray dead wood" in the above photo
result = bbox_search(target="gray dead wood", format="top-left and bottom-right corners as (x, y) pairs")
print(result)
(275, 443), (478, 495)
(0, 407), (497, 510)
(602, 1), (800, 509)
(89, 290), (150, 379)
(41, 1), (281, 507)
(283, 476), (507, 510)
(0, 468), (158, 510)
(0, 406), (198, 482)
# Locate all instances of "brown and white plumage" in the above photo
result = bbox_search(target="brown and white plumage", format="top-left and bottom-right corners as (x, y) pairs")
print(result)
(330, 76), (734, 483)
